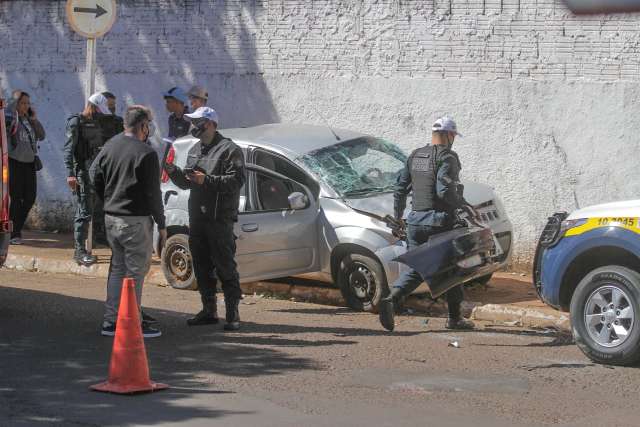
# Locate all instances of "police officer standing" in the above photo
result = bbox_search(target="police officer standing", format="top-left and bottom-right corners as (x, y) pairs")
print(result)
(164, 107), (245, 331)
(162, 87), (190, 139)
(64, 92), (112, 266)
(91, 91), (125, 245)
(379, 116), (477, 332)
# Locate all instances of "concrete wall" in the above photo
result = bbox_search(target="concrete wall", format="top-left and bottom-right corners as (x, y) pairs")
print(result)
(1, 0), (639, 267)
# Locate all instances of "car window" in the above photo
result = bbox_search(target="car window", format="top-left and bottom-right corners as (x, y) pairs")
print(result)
(245, 149), (315, 212)
(299, 137), (407, 198)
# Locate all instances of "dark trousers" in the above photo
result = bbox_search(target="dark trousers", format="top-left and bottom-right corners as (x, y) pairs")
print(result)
(393, 223), (465, 318)
(189, 218), (242, 306)
(73, 170), (94, 251)
(9, 158), (36, 238)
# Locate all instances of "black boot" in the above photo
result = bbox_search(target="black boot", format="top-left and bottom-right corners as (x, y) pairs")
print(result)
(223, 298), (240, 331)
(73, 249), (97, 266)
(379, 288), (403, 332)
(445, 302), (475, 330)
(187, 297), (219, 326)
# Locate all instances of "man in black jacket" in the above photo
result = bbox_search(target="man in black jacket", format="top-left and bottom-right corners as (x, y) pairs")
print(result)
(165, 107), (245, 330)
(90, 105), (167, 338)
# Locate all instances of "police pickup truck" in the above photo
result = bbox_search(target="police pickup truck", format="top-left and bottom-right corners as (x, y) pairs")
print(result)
(534, 200), (640, 365)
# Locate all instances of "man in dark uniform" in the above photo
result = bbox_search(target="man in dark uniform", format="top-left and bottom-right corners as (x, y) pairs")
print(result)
(379, 116), (476, 332)
(164, 107), (245, 331)
(163, 87), (190, 139)
(64, 92), (112, 266)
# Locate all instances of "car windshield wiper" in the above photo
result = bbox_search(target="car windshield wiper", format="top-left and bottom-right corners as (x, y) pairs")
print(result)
(343, 186), (390, 196)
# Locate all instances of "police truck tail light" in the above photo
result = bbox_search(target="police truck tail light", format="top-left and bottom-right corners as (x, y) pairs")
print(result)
(161, 146), (175, 183)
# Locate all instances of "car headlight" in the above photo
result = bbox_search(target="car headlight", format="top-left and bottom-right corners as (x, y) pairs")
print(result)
(560, 218), (588, 237)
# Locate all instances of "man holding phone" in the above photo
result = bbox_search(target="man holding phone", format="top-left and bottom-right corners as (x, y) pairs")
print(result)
(164, 107), (245, 330)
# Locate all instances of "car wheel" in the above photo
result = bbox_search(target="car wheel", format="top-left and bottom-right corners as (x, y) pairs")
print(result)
(570, 265), (640, 366)
(338, 253), (388, 312)
(161, 233), (197, 290)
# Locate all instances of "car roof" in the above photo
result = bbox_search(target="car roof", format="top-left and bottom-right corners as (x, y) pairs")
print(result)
(220, 123), (367, 157)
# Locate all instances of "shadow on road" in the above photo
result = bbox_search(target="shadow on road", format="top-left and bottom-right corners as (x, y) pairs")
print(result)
(0, 285), (317, 426)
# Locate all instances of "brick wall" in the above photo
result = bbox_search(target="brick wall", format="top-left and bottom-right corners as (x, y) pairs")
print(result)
(1, 0), (639, 266)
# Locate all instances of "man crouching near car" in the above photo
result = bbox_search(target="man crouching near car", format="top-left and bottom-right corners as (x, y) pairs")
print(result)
(379, 116), (476, 332)
(164, 107), (246, 331)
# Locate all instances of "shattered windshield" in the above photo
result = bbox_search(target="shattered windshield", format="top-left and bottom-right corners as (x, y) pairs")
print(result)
(298, 137), (407, 197)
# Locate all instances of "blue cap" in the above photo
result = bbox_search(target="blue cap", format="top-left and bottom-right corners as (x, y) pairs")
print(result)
(162, 87), (188, 105)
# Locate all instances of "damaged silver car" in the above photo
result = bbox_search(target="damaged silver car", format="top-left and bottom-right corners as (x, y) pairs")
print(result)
(156, 124), (513, 311)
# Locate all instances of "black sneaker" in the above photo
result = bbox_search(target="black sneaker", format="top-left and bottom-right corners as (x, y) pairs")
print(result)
(101, 321), (116, 337)
(142, 321), (162, 338)
(141, 310), (157, 323)
(445, 317), (475, 330)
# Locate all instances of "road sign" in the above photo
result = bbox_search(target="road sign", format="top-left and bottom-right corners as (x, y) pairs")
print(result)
(66, 0), (117, 39)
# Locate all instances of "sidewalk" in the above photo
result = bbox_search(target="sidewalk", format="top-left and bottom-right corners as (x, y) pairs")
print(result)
(3, 231), (570, 331)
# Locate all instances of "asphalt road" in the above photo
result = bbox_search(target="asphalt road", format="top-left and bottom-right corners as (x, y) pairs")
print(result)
(1, 270), (639, 427)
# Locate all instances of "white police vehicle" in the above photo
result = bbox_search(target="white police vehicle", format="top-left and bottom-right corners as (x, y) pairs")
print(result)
(534, 200), (640, 365)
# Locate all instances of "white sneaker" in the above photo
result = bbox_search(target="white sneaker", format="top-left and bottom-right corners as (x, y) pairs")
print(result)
(9, 237), (22, 245)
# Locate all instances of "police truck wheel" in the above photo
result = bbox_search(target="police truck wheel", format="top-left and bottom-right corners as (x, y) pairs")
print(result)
(570, 265), (640, 366)
(161, 233), (197, 291)
(338, 253), (388, 312)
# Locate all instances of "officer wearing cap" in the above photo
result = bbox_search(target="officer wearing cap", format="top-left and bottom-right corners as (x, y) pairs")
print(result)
(64, 92), (113, 266)
(163, 87), (190, 140)
(187, 85), (208, 112)
(164, 107), (246, 331)
(379, 116), (477, 332)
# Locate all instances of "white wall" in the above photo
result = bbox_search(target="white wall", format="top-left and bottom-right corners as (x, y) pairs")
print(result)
(1, 0), (639, 266)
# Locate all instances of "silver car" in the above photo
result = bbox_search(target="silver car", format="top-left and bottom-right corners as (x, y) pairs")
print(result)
(155, 124), (513, 311)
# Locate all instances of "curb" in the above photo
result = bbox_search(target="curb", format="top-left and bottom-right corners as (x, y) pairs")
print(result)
(3, 253), (570, 332)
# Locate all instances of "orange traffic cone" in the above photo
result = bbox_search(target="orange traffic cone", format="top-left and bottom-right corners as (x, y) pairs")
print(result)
(90, 278), (168, 394)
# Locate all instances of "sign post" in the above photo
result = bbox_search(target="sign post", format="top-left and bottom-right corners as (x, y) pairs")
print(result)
(66, 0), (116, 257)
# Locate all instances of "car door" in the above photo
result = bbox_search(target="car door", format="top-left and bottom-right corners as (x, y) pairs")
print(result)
(235, 149), (321, 282)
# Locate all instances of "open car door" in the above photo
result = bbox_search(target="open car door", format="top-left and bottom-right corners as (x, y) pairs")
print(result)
(394, 225), (500, 298)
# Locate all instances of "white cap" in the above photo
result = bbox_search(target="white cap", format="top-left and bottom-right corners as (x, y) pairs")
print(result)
(185, 107), (219, 124)
(432, 116), (462, 137)
(88, 92), (111, 115)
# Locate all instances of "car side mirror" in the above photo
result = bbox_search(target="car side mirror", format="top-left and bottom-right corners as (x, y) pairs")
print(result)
(288, 192), (309, 210)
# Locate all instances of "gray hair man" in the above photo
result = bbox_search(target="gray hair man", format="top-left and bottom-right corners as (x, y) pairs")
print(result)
(90, 105), (167, 338)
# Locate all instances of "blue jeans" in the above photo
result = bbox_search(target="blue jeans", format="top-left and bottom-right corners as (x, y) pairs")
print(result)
(392, 223), (464, 316)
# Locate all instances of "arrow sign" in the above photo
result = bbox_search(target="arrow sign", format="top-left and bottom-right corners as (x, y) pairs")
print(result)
(73, 4), (107, 18)
(66, 0), (116, 39)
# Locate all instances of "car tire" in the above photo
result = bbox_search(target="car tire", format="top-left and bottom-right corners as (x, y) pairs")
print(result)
(338, 253), (388, 313)
(570, 265), (640, 366)
(161, 233), (198, 290)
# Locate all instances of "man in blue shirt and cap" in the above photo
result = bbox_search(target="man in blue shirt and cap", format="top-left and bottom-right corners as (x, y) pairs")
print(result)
(163, 87), (190, 140)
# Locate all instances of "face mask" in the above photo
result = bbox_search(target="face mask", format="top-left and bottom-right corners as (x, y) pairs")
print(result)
(143, 121), (155, 144)
(445, 133), (454, 149)
(190, 122), (207, 139)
